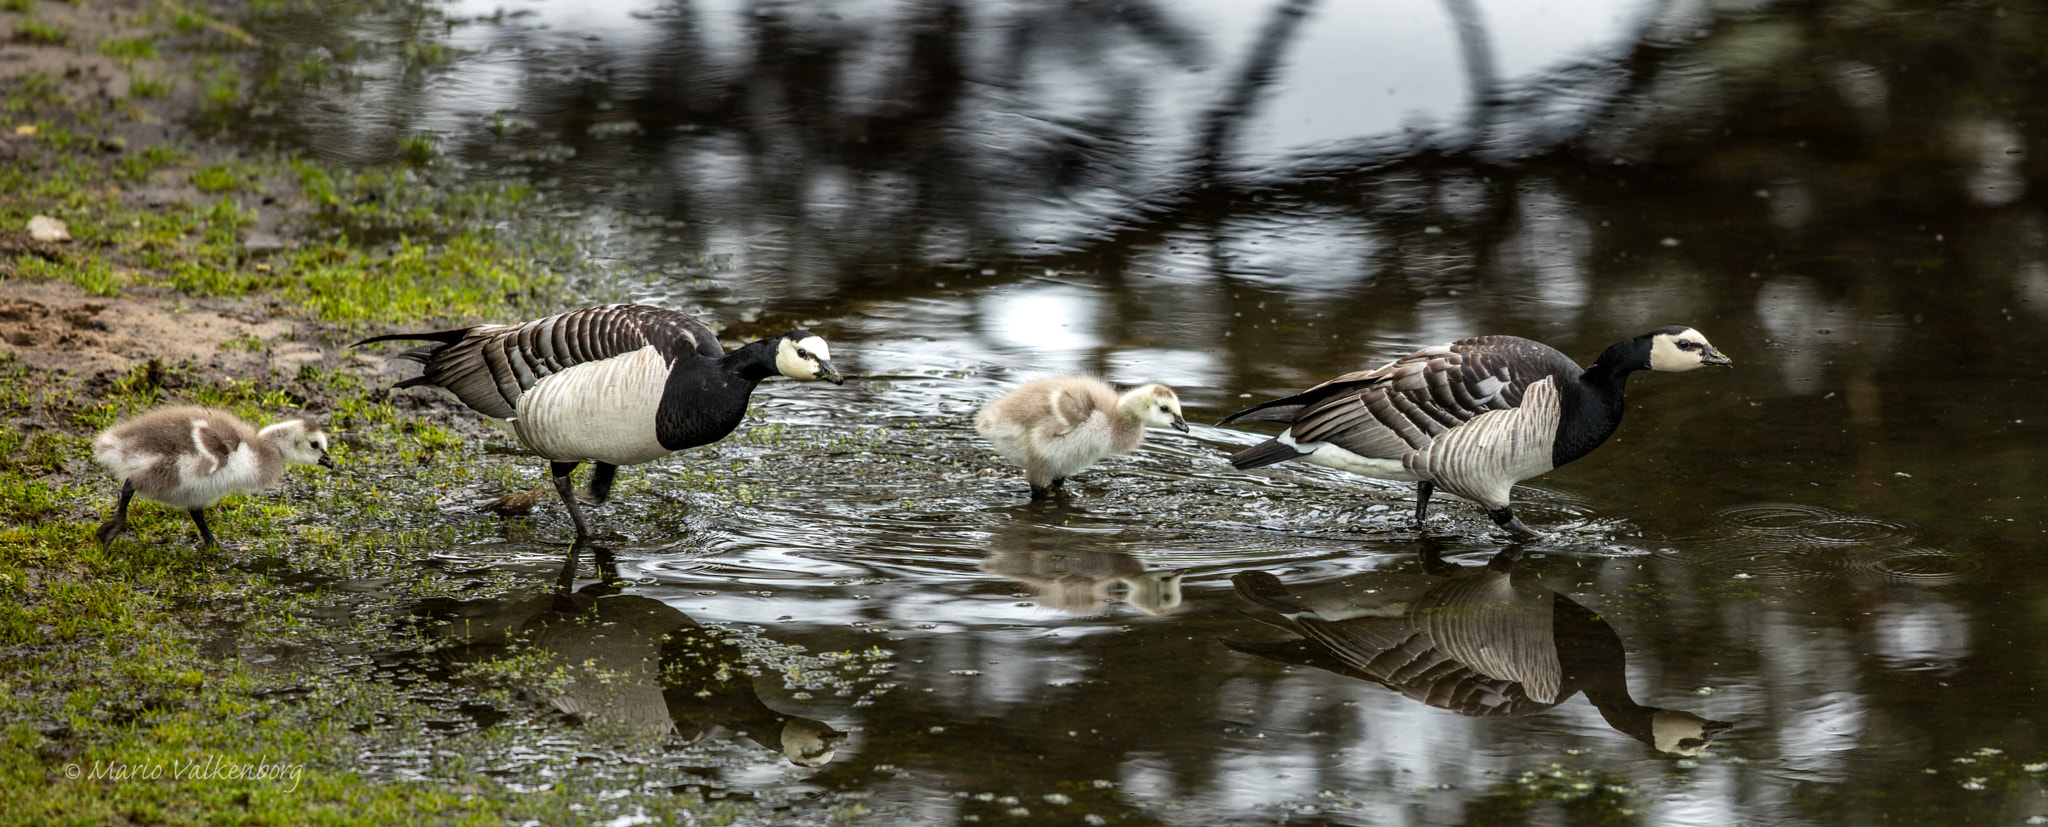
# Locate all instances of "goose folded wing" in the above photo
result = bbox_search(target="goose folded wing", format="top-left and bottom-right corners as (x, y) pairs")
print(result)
(417, 306), (720, 419)
(1285, 341), (1565, 459)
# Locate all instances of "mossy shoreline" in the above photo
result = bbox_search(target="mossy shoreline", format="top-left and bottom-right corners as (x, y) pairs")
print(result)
(0, 2), (865, 824)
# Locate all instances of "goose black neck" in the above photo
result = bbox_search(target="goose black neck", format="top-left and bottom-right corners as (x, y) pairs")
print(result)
(1551, 342), (1646, 467)
(654, 338), (779, 451)
(723, 337), (784, 384)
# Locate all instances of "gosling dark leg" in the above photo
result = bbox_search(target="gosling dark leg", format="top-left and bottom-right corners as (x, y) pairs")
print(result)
(188, 507), (219, 549)
(1029, 476), (1067, 501)
(96, 480), (135, 549)
(588, 462), (619, 505)
(1414, 481), (1435, 525)
(551, 460), (592, 540)
(1488, 505), (1540, 540)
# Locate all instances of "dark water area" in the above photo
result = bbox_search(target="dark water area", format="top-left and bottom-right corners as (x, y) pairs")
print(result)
(217, 0), (2048, 822)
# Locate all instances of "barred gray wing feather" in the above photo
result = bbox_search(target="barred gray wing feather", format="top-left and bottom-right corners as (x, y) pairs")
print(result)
(1276, 337), (1580, 460)
(404, 305), (719, 419)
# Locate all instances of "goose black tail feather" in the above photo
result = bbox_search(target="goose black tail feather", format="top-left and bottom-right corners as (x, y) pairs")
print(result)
(1231, 438), (1306, 470)
(353, 328), (471, 349)
(355, 328), (474, 372)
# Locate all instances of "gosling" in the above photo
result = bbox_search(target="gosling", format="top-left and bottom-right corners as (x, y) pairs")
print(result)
(975, 378), (1188, 498)
(93, 406), (334, 549)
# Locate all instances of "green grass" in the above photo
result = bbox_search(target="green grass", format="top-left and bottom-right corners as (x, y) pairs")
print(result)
(4, 71), (60, 114)
(12, 19), (68, 45)
(189, 163), (241, 192)
(126, 72), (174, 99)
(0, 347), (857, 825)
(1, 95), (562, 326)
(0, 0), (36, 14)
(96, 36), (157, 63)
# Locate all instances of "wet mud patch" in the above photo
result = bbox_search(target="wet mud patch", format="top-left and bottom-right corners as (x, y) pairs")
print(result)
(0, 280), (330, 376)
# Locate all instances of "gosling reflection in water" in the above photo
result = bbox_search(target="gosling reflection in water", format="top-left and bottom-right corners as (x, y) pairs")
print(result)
(414, 546), (844, 766)
(1229, 547), (1730, 756)
(981, 545), (1184, 615)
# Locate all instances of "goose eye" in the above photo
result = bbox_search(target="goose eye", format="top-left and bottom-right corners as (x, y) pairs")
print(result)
(1159, 405), (1170, 413)
(796, 348), (811, 360)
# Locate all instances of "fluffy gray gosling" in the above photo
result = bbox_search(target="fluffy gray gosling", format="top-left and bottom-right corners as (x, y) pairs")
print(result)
(975, 377), (1188, 498)
(93, 406), (334, 549)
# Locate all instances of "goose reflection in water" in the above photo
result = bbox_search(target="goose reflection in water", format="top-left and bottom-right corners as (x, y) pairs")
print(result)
(1229, 546), (1730, 756)
(979, 526), (1185, 615)
(412, 545), (844, 766)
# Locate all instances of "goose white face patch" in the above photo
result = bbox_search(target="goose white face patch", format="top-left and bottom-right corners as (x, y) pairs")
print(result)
(1648, 327), (1715, 372)
(776, 336), (831, 380)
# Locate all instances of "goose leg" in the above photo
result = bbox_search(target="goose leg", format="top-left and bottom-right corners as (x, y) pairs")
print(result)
(588, 462), (619, 504)
(1487, 506), (1541, 540)
(1413, 481), (1434, 525)
(551, 460), (593, 540)
(96, 480), (135, 549)
(188, 507), (219, 549)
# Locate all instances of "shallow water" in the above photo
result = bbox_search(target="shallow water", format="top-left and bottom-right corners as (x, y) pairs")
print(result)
(223, 0), (2048, 822)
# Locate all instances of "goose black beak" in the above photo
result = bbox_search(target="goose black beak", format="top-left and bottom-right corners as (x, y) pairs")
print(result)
(816, 361), (845, 385)
(318, 453), (337, 469)
(1703, 348), (1733, 367)
(1170, 414), (1189, 433)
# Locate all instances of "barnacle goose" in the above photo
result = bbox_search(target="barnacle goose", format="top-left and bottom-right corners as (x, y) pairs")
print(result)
(358, 304), (843, 539)
(974, 377), (1188, 498)
(1219, 326), (1729, 538)
(1229, 547), (1732, 756)
(93, 406), (334, 549)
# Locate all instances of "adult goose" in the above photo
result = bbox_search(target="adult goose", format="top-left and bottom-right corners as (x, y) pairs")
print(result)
(1228, 547), (1732, 756)
(358, 304), (842, 540)
(93, 406), (334, 549)
(1219, 327), (1729, 538)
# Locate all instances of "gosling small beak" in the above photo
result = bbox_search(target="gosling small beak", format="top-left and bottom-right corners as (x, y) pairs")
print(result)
(1703, 348), (1733, 367)
(1170, 414), (1189, 433)
(816, 361), (845, 385)
(318, 453), (336, 469)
